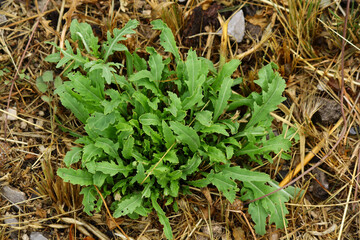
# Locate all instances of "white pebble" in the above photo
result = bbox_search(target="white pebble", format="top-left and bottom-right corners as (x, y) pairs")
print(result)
(2, 107), (17, 121)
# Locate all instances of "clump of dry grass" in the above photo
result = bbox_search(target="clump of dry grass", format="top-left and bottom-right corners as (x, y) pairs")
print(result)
(34, 158), (83, 215)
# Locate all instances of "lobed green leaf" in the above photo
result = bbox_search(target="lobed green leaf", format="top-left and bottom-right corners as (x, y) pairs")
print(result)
(113, 193), (142, 217)
(169, 121), (200, 152)
(57, 168), (93, 186)
(246, 63), (286, 128)
(207, 171), (238, 203)
(70, 19), (99, 56)
(151, 193), (174, 240)
(80, 186), (98, 215)
(151, 20), (180, 61)
(103, 19), (139, 61)
(63, 147), (82, 167)
(95, 161), (128, 177)
(213, 77), (233, 121)
(139, 113), (161, 126)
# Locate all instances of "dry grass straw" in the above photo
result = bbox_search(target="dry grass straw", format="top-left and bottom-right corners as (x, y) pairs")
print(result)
(1, 0), (360, 238)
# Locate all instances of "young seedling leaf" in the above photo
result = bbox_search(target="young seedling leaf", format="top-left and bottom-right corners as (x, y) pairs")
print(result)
(42, 71), (54, 82)
(36, 76), (48, 93)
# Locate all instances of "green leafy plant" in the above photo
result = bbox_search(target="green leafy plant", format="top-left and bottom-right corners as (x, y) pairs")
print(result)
(46, 19), (299, 238)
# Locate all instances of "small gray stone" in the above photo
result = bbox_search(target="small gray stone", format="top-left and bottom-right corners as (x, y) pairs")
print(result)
(218, 10), (245, 43)
(312, 98), (341, 125)
(3, 213), (19, 239)
(4, 213), (18, 227)
(1, 185), (26, 204)
(0, 14), (6, 36)
(30, 232), (48, 240)
(349, 126), (359, 135)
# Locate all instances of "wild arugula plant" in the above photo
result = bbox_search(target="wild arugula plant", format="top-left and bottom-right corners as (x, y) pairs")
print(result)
(45, 19), (298, 238)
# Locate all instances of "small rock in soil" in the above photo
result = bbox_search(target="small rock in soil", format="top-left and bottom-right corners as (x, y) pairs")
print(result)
(309, 168), (329, 200)
(30, 232), (48, 240)
(4, 213), (19, 240)
(0, 14), (6, 36)
(35, 119), (44, 129)
(22, 234), (30, 240)
(349, 126), (359, 135)
(20, 121), (27, 129)
(218, 10), (245, 43)
(197, 222), (225, 239)
(4, 213), (18, 226)
(1, 185), (27, 204)
(2, 107), (17, 121)
(245, 21), (262, 40)
(311, 97), (341, 125)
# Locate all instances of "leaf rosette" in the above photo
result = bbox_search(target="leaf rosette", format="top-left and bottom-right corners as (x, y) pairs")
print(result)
(46, 19), (299, 239)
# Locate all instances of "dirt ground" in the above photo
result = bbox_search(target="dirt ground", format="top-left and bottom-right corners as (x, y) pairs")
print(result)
(1, 0), (360, 239)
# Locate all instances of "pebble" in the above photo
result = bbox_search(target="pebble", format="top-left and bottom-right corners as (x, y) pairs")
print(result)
(349, 126), (359, 135)
(34, 119), (44, 129)
(3, 213), (19, 240)
(4, 213), (18, 227)
(2, 107), (17, 121)
(30, 232), (48, 240)
(20, 121), (27, 129)
(22, 234), (30, 240)
(218, 10), (245, 43)
(1, 185), (27, 204)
